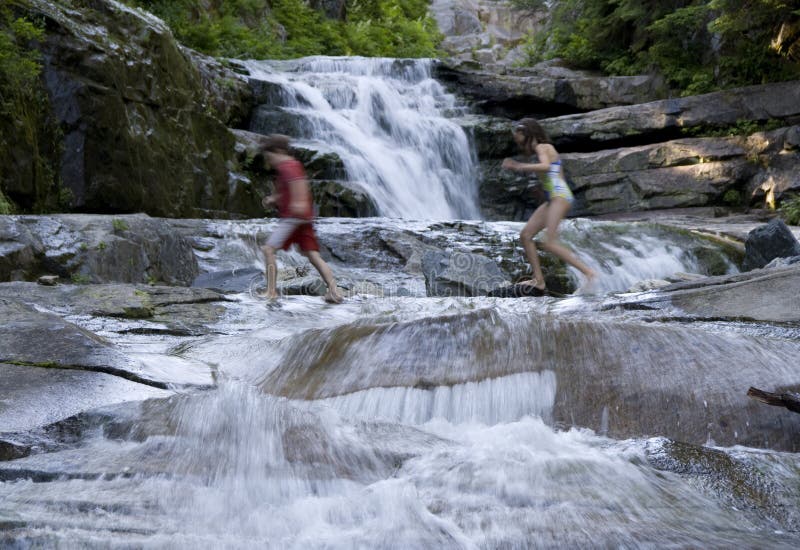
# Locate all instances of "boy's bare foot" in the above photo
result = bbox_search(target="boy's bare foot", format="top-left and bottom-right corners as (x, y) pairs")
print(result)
(518, 278), (546, 291)
(324, 289), (344, 304)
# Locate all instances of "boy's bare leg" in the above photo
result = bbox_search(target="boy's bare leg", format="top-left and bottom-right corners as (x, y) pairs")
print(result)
(260, 245), (280, 300)
(303, 250), (343, 303)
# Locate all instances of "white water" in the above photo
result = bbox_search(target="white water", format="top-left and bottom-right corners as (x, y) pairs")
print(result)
(4, 220), (797, 548)
(244, 57), (480, 220)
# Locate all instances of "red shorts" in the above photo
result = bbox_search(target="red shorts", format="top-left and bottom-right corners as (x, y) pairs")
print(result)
(266, 218), (320, 252)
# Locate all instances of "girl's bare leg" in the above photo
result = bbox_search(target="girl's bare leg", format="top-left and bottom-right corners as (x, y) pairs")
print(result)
(519, 203), (549, 290)
(540, 198), (598, 285)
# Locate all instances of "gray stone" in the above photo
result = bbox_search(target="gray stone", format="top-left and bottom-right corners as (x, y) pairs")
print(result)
(15, 0), (244, 217)
(36, 275), (58, 286)
(260, 305), (800, 451)
(743, 218), (800, 270)
(0, 363), (168, 435)
(0, 214), (198, 285)
(618, 263), (800, 323)
(0, 297), (168, 388)
(421, 249), (509, 296)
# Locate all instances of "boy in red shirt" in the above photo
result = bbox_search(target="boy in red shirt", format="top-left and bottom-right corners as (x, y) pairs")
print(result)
(260, 134), (343, 304)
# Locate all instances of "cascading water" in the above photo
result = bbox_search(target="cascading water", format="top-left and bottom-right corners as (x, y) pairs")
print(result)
(3, 207), (799, 546)
(244, 57), (480, 220)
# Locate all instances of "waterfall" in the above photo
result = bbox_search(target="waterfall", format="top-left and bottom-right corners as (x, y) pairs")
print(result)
(243, 56), (480, 220)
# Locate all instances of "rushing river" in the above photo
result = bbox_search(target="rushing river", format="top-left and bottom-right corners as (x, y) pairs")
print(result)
(2, 217), (799, 548)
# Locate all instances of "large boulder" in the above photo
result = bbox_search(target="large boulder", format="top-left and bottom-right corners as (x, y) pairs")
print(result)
(0, 281), (231, 336)
(471, 119), (800, 218)
(742, 219), (800, 270)
(541, 80), (800, 150)
(436, 62), (668, 116)
(421, 249), (509, 296)
(10, 0), (249, 217)
(0, 214), (198, 285)
(258, 306), (800, 451)
(0, 298), (168, 388)
(616, 263), (800, 324)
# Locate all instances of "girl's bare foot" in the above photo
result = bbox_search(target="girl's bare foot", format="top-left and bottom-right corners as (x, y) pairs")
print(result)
(256, 290), (279, 300)
(324, 289), (344, 304)
(577, 270), (599, 294)
(518, 278), (546, 291)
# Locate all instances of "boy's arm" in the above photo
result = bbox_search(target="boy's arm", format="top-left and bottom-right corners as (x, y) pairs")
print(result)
(261, 193), (279, 209)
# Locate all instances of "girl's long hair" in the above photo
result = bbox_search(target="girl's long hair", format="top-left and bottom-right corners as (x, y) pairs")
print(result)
(514, 118), (552, 155)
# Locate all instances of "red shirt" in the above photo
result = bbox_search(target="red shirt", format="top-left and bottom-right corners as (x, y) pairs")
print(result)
(275, 159), (314, 220)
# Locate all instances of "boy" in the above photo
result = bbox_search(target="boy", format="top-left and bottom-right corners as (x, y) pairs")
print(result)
(260, 134), (343, 304)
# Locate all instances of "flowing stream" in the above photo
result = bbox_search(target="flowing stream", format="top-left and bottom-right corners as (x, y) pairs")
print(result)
(2, 218), (799, 548)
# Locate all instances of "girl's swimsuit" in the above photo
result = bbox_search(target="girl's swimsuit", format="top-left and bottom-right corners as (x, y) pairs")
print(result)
(539, 160), (574, 203)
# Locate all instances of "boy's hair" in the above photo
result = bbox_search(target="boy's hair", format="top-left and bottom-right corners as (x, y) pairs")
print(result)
(261, 134), (291, 153)
(513, 118), (552, 153)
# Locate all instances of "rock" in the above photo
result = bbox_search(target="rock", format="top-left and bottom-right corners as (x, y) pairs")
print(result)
(0, 297), (168, 388)
(192, 267), (264, 294)
(435, 62), (668, 117)
(311, 181), (378, 218)
(0, 363), (169, 436)
(259, 305), (800, 450)
(473, 125), (800, 218)
(0, 282), (230, 337)
(617, 263), (800, 323)
(421, 250), (509, 296)
(277, 275), (327, 296)
(11, 0), (245, 217)
(36, 275), (58, 286)
(626, 279), (671, 293)
(742, 218), (800, 270)
(0, 214), (198, 285)
(0, 217), (43, 281)
(645, 438), (800, 532)
(307, 0), (347, 20)
(541, 80), (800, 150)
(763, 255), (800, 268)
(486, 283), (544, 297)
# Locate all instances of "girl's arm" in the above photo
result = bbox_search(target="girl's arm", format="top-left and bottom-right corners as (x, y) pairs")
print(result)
(502, 144), (556, 173)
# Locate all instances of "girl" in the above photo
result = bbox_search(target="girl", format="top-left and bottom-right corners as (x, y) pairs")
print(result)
(502, 118), (597, 292)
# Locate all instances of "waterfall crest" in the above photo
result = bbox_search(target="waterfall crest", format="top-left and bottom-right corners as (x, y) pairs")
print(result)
(245, 57), (480, 220)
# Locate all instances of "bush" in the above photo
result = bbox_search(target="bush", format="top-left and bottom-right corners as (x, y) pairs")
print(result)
(128, 0), (441, 59)
(522, 0), (800, 95)
(778, 194), (800, 226)
(0, 9), (60, 213)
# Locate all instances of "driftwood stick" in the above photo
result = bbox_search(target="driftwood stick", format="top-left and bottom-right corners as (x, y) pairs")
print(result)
(747, 387), (800, 414)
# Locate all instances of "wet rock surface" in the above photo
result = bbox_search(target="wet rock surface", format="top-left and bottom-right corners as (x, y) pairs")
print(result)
(0, 214), (198, 285)
(1, 214), (800, 545)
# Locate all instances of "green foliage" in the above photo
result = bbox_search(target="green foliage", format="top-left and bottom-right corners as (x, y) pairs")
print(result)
(722, 189), (741, 205)
(128, 0), (441, 59)
(71, 273), (91, 284)
(778, 194), (800, 225)
(112, 218), (130, 232)
(681, 118), (784, 137)
(0, 189), (13, 214)
(509, 0), (546, 10)
(523, 0), (800, 95)
(0, 8), (59, 212)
